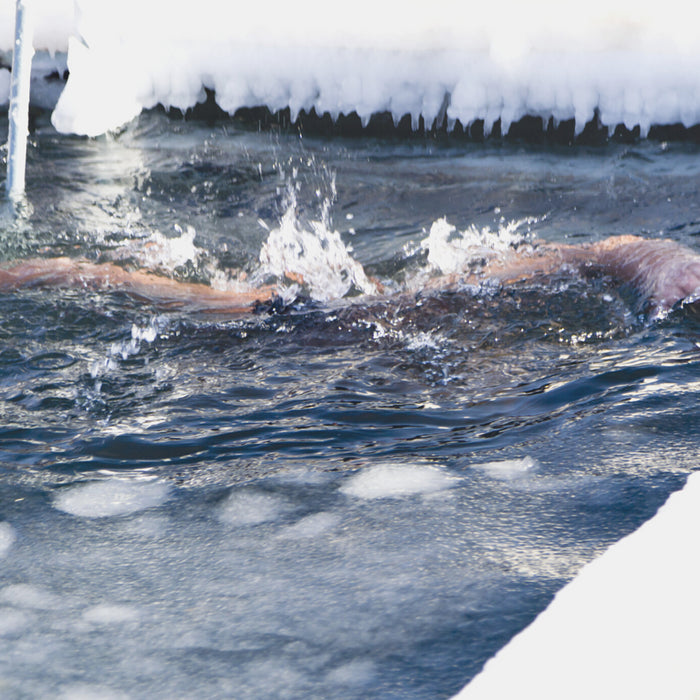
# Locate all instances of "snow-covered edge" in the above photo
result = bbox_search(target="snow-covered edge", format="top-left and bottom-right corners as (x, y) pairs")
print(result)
(453, 471), (700, 700)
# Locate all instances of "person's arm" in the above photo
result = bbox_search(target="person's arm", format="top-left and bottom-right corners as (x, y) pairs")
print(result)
(0, 257), (275, 313)
(3, 235), (700, 316)
(586, 235), (700, 312)
(475, 234), (700, 314)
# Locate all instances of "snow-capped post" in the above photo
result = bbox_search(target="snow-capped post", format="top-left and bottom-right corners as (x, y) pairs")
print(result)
(6, 0), (34, 200)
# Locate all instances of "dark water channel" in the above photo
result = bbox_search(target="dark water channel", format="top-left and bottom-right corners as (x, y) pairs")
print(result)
(0, 112), (699, 698)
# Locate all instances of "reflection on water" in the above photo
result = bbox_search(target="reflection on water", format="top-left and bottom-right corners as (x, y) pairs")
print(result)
(0, 111), (699, 698)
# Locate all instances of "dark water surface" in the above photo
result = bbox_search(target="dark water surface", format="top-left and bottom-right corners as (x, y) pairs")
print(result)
(0, 112), (699, 699)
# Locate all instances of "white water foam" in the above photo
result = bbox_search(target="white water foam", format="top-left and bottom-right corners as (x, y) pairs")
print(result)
(112, 225), (203, 272)
(340, 463), (458, 500)
(53, 478), (170, 518)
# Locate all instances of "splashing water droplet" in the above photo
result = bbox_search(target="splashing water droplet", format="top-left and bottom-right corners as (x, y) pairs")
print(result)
(420, 216), (537, 275)
(255, 179), (377, 302)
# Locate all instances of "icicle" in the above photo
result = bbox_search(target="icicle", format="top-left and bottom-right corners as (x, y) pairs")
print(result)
(5, 0), (35, 200)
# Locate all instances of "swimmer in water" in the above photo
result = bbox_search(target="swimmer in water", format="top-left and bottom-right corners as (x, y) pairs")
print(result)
(0, 234), (699, 316)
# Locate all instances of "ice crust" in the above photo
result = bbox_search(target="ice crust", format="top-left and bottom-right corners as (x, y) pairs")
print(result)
(2, 1), (700, 137)
(453, 470), (700, 700)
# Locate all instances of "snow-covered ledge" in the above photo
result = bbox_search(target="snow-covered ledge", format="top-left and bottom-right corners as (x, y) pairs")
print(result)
(3, 0), (700, 139)
(453, 471), (700, 700)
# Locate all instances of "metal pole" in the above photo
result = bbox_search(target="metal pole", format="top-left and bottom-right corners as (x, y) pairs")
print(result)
(6, 0), (34, 200)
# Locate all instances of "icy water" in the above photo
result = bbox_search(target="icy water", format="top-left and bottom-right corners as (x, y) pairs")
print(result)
(1, 111), (699, 699)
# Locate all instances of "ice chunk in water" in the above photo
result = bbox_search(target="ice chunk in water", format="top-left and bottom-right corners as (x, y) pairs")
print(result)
(0, 522), (16, 557)
(278, 512), (340, 539)
(326, 658), (377, 686)
(340, 463), (458, 499)
(119, 514), (169, 538)
(58, 684), (130, 700)
(0, 608), (29, 635)
(218, 491), (289, 526)
(53, 478), (170, 518)
(0, 583), (59, 609)
(475, 456), (538, 480)
(82, 604), (139, 625)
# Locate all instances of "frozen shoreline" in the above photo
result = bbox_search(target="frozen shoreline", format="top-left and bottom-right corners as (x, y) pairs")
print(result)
(3, 0), (700, 139)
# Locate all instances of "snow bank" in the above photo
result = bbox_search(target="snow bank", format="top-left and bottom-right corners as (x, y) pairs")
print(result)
(3, 0), (700, 137)
(453, 471), (700, 700)
(0, 0), (74, 55)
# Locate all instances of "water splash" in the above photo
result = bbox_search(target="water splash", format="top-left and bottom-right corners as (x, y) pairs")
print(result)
(108, 225), (203, 273)
(255, 179), (378, 302)
(420, 217), (537, 276)
(89, 316), (169, 382)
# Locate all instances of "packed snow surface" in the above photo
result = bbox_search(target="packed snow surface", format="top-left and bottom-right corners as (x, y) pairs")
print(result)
(453, 470), (700, 700)
(2, 0), (700, 136)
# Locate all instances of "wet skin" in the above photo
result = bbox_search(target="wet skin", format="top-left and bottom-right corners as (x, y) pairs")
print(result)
(1, 235), (699, 316)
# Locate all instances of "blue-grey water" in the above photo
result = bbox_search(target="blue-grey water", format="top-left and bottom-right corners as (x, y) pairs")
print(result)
(1, 112), (699, 699)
